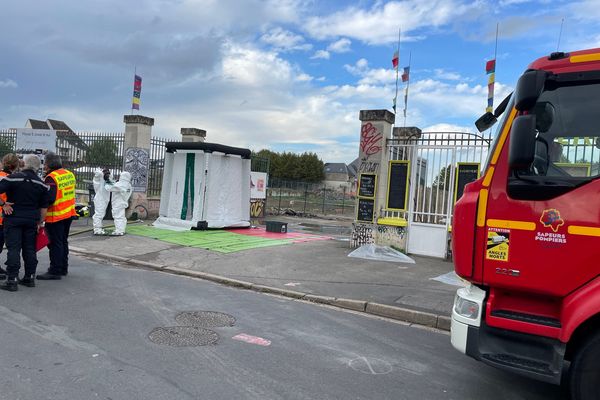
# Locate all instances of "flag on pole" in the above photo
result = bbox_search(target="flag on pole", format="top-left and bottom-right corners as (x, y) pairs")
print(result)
(401, 66), (410, 82)
(485, 60), (495, 113)
(392, 50), (399, 69)
(132, 75), (142, 110)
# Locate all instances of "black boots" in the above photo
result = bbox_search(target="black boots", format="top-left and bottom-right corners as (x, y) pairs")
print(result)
(18, 275), (35, 287)
(0, 278), (17, 292)
(36, 272), (61, 280)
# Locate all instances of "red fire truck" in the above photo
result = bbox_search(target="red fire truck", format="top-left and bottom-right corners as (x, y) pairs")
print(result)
(451, 48), (600, 400)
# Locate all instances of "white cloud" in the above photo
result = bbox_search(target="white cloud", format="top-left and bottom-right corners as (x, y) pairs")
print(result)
(433, 69), (461, 81)
(423, 123), (473, 132)
(311, 50), (330, 59)
(304, 0), (484, 44)
(344, 59), (395, 85)
(260, 27), (312, 51)
(0, 79), (17, 88)
(327, 38), (352, 53)
(296, 73), (313, 82)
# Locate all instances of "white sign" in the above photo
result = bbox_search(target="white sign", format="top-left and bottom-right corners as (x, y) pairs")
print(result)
(15, 129), (57, 154)
(250, 171), (267, 199)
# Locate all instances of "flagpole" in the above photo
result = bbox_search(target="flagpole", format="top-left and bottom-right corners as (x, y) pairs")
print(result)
(489, 23), (499, 140)
(404, 51), (412, 128)
(393, 27), (401, 126)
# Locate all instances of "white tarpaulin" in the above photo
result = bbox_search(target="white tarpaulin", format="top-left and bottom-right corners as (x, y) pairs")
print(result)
(348, 244), (416, 264)
(156, 142), (251, 229)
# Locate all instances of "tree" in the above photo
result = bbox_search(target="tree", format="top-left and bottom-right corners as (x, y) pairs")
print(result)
(0, 137), (14, 158)
(432, 165), (452, 190)
(85, 138), (119, 167)
(252, 149), (325, 182)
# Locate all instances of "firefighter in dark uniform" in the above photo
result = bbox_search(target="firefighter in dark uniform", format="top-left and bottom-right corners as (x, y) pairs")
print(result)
(0, 154), (50, 291)
(37, 153), (76, 280)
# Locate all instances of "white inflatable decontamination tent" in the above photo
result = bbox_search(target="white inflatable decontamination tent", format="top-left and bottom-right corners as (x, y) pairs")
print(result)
(155, 142), (251, 230)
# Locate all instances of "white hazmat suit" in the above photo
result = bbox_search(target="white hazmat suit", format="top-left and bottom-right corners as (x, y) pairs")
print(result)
(92, 168), (112, 235)
(106, 171), (132, 235)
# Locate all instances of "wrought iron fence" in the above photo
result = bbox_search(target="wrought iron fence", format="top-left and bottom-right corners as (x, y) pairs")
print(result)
(149, 137), (167, 197)
(267, 177), (355, 217)
(0, 129), (169, 196)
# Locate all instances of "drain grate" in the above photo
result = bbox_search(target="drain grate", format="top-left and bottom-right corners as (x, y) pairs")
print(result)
(148, 326), (219, 347)
(175, 311), (236, 328)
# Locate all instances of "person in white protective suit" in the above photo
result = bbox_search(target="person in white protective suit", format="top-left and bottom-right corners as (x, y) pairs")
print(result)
(106, 172), (132, 235)
(92, 168), (112, 235)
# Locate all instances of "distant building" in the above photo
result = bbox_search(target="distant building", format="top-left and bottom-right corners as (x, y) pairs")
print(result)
(25, 119), (87, 160)
(323, 162), (357, 192)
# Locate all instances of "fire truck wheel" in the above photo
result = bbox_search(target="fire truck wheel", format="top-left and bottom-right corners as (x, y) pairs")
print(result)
(569, 332), (600, 400)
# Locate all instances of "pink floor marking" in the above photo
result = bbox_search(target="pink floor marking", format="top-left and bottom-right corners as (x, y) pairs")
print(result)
(232, 333), (271, 346)
(226, 226), (332, 243)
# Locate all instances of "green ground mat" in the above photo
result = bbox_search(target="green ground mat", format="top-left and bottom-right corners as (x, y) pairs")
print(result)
(126, 225), (293, 253)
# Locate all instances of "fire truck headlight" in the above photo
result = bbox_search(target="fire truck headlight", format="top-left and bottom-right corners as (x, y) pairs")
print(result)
(454, 295), (479, 319)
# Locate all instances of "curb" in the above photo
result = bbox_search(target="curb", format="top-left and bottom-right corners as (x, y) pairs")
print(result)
(70, 249), (452, 331)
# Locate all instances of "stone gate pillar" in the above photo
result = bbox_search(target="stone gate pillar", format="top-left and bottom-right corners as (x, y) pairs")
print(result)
(351, 110), (394, 246)
(123, 115), (153, 219)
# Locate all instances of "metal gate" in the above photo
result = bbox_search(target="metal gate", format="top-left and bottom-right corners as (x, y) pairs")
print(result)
(384, 132), (491, 258)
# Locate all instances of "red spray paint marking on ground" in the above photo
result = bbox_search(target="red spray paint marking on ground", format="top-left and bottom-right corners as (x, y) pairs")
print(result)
(226, 227), (332, 243)
(232, 333), (271, 346)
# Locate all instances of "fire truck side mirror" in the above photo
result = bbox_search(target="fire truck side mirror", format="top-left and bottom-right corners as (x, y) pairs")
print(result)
(514, 70), (547, 111)
(509, 114), (537, 170)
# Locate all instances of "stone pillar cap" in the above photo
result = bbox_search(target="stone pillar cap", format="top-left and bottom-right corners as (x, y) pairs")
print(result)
(180, 128), (207, 137)
(393, 127), (422, 138)
(123, 115), (155, 126)
(359, 109), (395, 124)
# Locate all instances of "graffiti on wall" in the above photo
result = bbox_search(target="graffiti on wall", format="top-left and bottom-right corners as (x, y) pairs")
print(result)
(250, 199), (265, 218)
(124, 147), (149, 192)
(376, 225), (406, 248)
(351, 223), (374, 247)
(360, 122), (383, 156)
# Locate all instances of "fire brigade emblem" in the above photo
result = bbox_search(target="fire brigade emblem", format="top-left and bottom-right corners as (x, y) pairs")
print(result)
(540, 209), (564, 232)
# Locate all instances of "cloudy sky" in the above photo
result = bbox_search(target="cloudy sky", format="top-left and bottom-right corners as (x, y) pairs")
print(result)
(1, 0), (598, 163)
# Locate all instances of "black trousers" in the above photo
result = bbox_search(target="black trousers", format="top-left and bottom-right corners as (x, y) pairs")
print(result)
(46, 218), (72, 276)
(4, 219), (38, 279)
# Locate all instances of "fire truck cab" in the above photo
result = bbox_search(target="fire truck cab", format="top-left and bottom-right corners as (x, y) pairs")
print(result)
(450, 48), (600, 400)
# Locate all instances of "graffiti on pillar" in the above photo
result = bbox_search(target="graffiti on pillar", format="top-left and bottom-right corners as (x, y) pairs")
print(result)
(360, 122), (383, 156)
(351, 223), (374, 247)
(124, 147), (149, 192)
(250, 199), (265, 218)
(358, 160), (380, 173)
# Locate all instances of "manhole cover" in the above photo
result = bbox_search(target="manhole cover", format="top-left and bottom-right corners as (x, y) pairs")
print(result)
(175, 311), (236, 328)
(148, 326), (219, 347)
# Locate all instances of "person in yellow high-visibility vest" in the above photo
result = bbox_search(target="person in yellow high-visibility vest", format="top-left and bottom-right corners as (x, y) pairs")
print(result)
(37, 153), (76, 280)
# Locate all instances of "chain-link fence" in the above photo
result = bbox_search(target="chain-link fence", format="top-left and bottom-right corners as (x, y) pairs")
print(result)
(267, 177), (355, 218)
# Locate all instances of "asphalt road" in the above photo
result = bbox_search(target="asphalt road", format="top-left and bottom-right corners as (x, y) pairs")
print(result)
(0, 255), (566, 400)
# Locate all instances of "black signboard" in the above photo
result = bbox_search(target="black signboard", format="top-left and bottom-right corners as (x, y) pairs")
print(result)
(358, 174), (376, 198)
(357, 198), (375, 223)
(387, 161), (410, 211)
(454, 163), (480, 203)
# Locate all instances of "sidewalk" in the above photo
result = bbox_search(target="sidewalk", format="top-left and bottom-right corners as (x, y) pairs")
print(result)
(69, 217), (460, 330)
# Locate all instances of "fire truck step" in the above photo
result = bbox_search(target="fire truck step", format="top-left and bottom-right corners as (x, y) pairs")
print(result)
(491, 310), (561, 328)
(481, 353), (553, 375)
